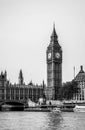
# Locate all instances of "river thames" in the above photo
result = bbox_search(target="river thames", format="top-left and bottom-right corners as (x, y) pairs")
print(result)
(0, 111), (85, 130)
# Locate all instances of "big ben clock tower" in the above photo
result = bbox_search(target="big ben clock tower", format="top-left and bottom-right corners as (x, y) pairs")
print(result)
(46, 25), (62, 100)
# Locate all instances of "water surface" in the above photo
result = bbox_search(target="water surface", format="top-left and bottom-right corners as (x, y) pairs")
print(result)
(0, 112), (85, 130)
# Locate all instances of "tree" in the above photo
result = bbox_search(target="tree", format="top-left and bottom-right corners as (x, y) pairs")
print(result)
(58, 80), (80, 100)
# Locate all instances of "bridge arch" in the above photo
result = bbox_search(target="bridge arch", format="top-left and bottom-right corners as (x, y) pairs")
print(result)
(0, 100), (25, 106)
(0, 100), (25, 111)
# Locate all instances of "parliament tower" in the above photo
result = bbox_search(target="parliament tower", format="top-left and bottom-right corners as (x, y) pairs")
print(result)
(18, 69), (24, 85)
(46, 25), (62, 100)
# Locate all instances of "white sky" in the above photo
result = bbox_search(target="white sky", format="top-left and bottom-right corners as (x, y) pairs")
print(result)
(0, 0), (85, 85)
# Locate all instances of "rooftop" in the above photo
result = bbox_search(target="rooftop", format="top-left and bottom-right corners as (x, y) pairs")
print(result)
(74, 66), (85, 82)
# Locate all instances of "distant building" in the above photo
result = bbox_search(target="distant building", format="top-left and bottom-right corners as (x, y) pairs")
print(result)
(0, 70), (45, 103)
(46, 25), (62, 100)
(74, 65), (85, 101)
(18, 69), (24, 85)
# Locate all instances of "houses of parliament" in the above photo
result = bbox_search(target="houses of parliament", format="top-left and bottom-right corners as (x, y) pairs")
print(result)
(0, 25), (62, 103)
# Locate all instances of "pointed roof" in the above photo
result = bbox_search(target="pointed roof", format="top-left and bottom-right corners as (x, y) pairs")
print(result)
(28, 80), (33, 86)
(47, 24), (62, 50)
(18, 69), (24, 85)
(19, 69), (24, 82)
(50, 23), (58, 42)
(19, 69), (23, 78)
(74, 66), (85, 82)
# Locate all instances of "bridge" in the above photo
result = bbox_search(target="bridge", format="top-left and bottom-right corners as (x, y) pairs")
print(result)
(0, 99), (28, 110)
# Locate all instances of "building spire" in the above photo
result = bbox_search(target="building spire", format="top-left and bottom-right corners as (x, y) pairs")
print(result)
(18, 69), (24, 85)
(50, 23), (58, 42)
(53, 22), (55, 30)
(74, 66), (75, 78)
(4, 70), (7, 80)
(79, 65), (84, 73)
(53, 22), (55, 29)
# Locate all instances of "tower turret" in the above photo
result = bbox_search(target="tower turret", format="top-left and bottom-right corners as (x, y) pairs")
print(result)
(4, 70), (7, 80)
(18, 69), (24, 85)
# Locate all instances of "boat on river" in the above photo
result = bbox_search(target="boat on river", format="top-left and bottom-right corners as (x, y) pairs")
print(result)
(51, 107), (61, 113)
(73, 105), (85, 112)
(24, 107), (51, 112)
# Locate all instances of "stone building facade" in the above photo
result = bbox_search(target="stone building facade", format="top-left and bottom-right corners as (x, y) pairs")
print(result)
(0, 70), (45, 103)
(74, 66), (85, 101)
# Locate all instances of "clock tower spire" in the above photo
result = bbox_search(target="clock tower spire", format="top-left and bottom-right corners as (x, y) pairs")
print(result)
(51, 23), (58, 41)
(46, 25), (62, 100)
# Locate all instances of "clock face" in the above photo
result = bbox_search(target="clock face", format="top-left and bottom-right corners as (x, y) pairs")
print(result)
(55, 52), (60, 59)
(48, 52), (51, 59)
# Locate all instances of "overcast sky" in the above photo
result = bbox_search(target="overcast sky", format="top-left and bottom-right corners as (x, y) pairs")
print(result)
(0, 0), (85, 85)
